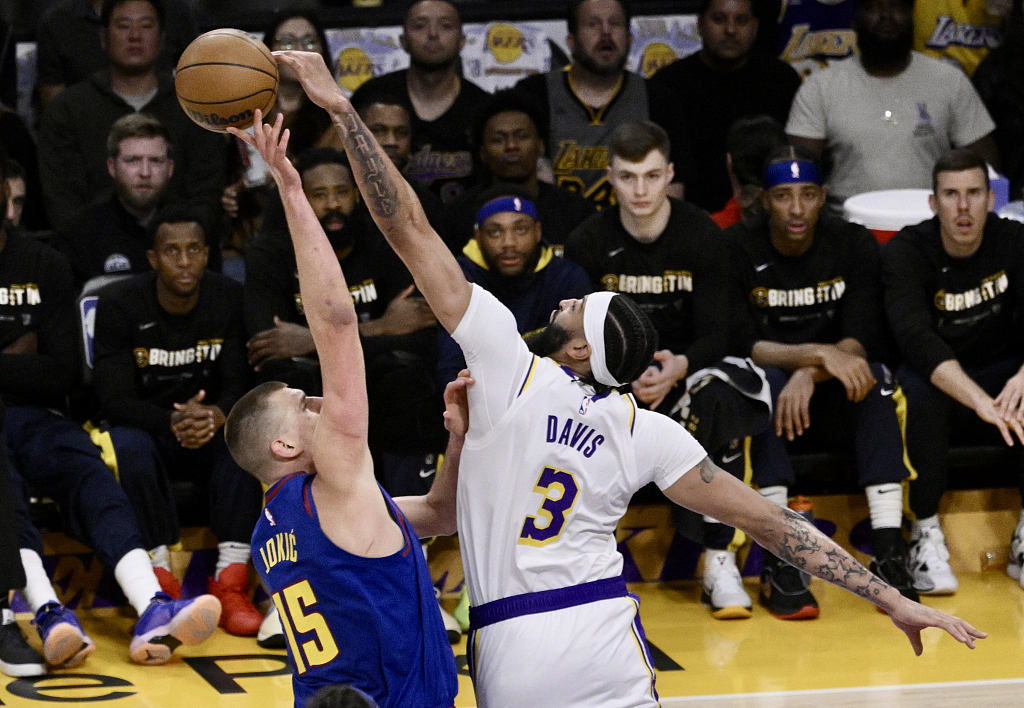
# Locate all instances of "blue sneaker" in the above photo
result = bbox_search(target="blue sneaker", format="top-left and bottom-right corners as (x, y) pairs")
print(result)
(33, 602), (95, 668)
(129, 592), (221, 665)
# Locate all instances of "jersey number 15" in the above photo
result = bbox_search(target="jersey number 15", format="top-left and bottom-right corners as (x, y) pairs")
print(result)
(273, 579), (340, 674)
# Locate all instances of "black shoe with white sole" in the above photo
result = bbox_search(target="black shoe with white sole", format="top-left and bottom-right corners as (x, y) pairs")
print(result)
(0, 608), (45, 678)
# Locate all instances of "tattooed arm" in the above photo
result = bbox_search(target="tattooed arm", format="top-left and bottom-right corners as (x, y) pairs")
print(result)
(664, 457), (986, 655)
(272, 51), (472, 334)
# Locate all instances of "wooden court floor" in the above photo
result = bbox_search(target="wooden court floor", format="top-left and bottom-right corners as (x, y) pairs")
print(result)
(3, 571), (1022, 707)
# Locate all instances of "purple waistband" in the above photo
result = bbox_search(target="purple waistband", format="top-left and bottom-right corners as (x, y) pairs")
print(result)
(468, 575), (628, 630)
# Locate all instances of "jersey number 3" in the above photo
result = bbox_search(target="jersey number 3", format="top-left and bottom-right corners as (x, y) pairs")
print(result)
(518, 466), (580, 547)
(273, 579), (340, 674)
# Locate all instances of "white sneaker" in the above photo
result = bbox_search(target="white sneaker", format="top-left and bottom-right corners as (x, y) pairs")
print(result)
(257, 606), (285, 649)
(435, 587), (461, 643)
(909, 525), (958, 595)
(701, 551), (752, 619)
(1008, 519), (1024, 588)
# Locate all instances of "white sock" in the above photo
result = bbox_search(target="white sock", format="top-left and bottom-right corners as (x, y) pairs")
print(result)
(215, 542), (250, 581)
(759, 486), (788, 508)
(19, 549), (59, 611)
(114, 548), (162, 616)
(866, 483), (903, 529)
(421, 542), (429, 562)
(912, 514), (941, 535)
(149, 545), (170, 572)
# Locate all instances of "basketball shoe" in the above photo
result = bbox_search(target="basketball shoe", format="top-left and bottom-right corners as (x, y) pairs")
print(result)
(869, 531), (919, 605)
(0, 607), (44, 677)
(1008, 518), (1024, 589)
(207, 563), (261, 636)
(257, 606), (285, 649)
(701, 550), (752, 619)
(33, 602), (94, 669)
(908, 525), (958, 595)
(130, 592), (221, 665)
(759, 552), (819, 619)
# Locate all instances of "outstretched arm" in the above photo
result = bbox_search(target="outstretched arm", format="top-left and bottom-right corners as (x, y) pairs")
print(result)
(665, 458), (986, 655)
(229, 114), (369, 480)
(395, 370), (474, 538)
(272, 51), (471, 334)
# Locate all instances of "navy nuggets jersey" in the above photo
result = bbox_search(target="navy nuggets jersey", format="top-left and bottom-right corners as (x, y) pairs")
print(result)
(253, 473), (457, 708)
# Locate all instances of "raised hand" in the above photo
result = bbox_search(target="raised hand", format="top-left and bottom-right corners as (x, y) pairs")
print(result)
(227, 111), (299, 194)
(272, 51), (347, 112)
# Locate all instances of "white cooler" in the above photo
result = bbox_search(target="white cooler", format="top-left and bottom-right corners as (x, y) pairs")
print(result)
(843, 189), (933, 243)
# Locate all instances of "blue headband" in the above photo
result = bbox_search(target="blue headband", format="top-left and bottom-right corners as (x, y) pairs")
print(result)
(475, 196), (538, 228)
(764, 160), (822, 188)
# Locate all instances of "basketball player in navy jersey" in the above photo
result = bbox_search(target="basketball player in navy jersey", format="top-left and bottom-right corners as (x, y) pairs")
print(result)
(223, 115), (464, 708)
(253, 51), (986, 708)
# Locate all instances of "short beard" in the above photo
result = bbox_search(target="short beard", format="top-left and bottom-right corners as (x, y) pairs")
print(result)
(526, 321), (571, 357)
(409, 53), (459, 73)
(573, 48), (628, 78)
(116, 182), (164, 214)
(856, 25), (913, 71)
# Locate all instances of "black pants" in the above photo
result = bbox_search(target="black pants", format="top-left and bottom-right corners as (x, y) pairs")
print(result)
(108, 426), (263, 548)
(750, 363), (913, 490)
(5, 406), (143, 569)
(898, 357), (1024, 518)
(0, 404), (25, 593)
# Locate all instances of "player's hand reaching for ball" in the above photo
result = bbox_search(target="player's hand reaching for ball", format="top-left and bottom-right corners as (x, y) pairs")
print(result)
(272, 51), (347, 114)
(442, 370), (474, 442)
(227, 110), (299, 194)
(884, 593), (986, 656)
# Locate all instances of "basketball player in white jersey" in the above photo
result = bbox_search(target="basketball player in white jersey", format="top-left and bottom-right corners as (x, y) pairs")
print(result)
(253, 51), (986, 708)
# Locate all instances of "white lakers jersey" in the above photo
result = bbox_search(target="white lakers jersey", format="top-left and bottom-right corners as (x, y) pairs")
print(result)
(452, 285), (707, 606)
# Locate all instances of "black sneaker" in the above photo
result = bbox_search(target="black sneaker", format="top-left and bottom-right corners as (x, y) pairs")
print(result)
(0, 608), (45, 678)
(759, 552), (820, 620)
(870, 535), (919, 604)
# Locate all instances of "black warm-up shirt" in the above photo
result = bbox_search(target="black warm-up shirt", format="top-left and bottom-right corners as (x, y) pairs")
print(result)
(0, 230), (79, 410)
(349, 70), (489, 204)
(92, 270), (248, 438)
(882, 214), (1024, 378)
(564, 198), (728, 371)
(725, 214), (884, 357)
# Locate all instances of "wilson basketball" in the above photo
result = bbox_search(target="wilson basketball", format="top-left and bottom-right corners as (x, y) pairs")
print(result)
(175, 29), (279, 133)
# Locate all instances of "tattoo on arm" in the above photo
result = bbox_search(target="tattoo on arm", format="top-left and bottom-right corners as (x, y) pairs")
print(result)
(698, 458), (715, 483)
(342, 111), (399, 219)
(769, 507), (890, 603)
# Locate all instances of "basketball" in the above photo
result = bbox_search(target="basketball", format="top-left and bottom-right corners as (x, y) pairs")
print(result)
(175, 29), (279, 133)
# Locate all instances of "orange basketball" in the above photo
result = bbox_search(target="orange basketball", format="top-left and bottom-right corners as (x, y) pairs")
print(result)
(175, 29), (279, 133)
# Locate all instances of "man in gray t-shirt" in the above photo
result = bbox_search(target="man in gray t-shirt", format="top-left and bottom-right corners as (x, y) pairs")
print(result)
(786, 0), (998, 203)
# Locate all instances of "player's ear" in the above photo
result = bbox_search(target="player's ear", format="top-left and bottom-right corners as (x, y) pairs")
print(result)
(567, 337), (591, 363)
(271, 437), (301, 461)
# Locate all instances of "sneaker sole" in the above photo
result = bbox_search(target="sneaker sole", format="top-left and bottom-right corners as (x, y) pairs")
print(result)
(42, 623), (95, 668)
(256, 634), (286, 650)
(130, 596), (221, 666)
(0, 657), (46, 677)
(701, 590), (752, 619)
(759, 594), (820, 620)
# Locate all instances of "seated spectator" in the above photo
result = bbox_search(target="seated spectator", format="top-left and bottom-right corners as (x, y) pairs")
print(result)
(35, 0), (197, 111)
(92, 205), (264, 636)
(0, 166), (221, 666)
(711, 115), (788, 229)
(514, 0), (691, 208)
(50, 113), (179, 287)
(4, 160), (27, 229)
(38, 0), (224, 230)
(349, 0), (488, 203)
(350, 87), (444, 229)
(786, 0), (999, 204)
(913, 0), (1007, 76)
(565, 122), (772, 619)
(651, 0), (801, 213)
(437, 183), (592, 385)
(0, 109), (46, 231)
(882, 149), (1024, 596)
(441, 90), (595, 255)
(974, 2), (1024, 200)
(725, 146), (918, 619)
(244, 148), (436, 396)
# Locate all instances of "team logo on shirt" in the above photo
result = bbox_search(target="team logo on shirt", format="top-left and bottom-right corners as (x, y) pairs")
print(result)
(779, 25), (858, 64)
(914, 103), (936, 138)
(0, 283), (41, 306)
(934, 271), (1008, 312)
(103, 253), (132, 273)
(404, 145), (473, 185)
(600, 270), (693, 294)
(133, 339), (224, 368)
(926, 16), (1002, 50)
(750, 277), (846, 307)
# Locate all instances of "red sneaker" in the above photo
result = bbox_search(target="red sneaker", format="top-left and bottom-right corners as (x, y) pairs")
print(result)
(153, 567), (182, 600)
(207, 564), (261, 636)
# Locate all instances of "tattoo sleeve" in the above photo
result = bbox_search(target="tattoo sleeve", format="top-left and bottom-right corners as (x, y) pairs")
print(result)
(336, 108), (401, 224)
(760, 507), (891, 604)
